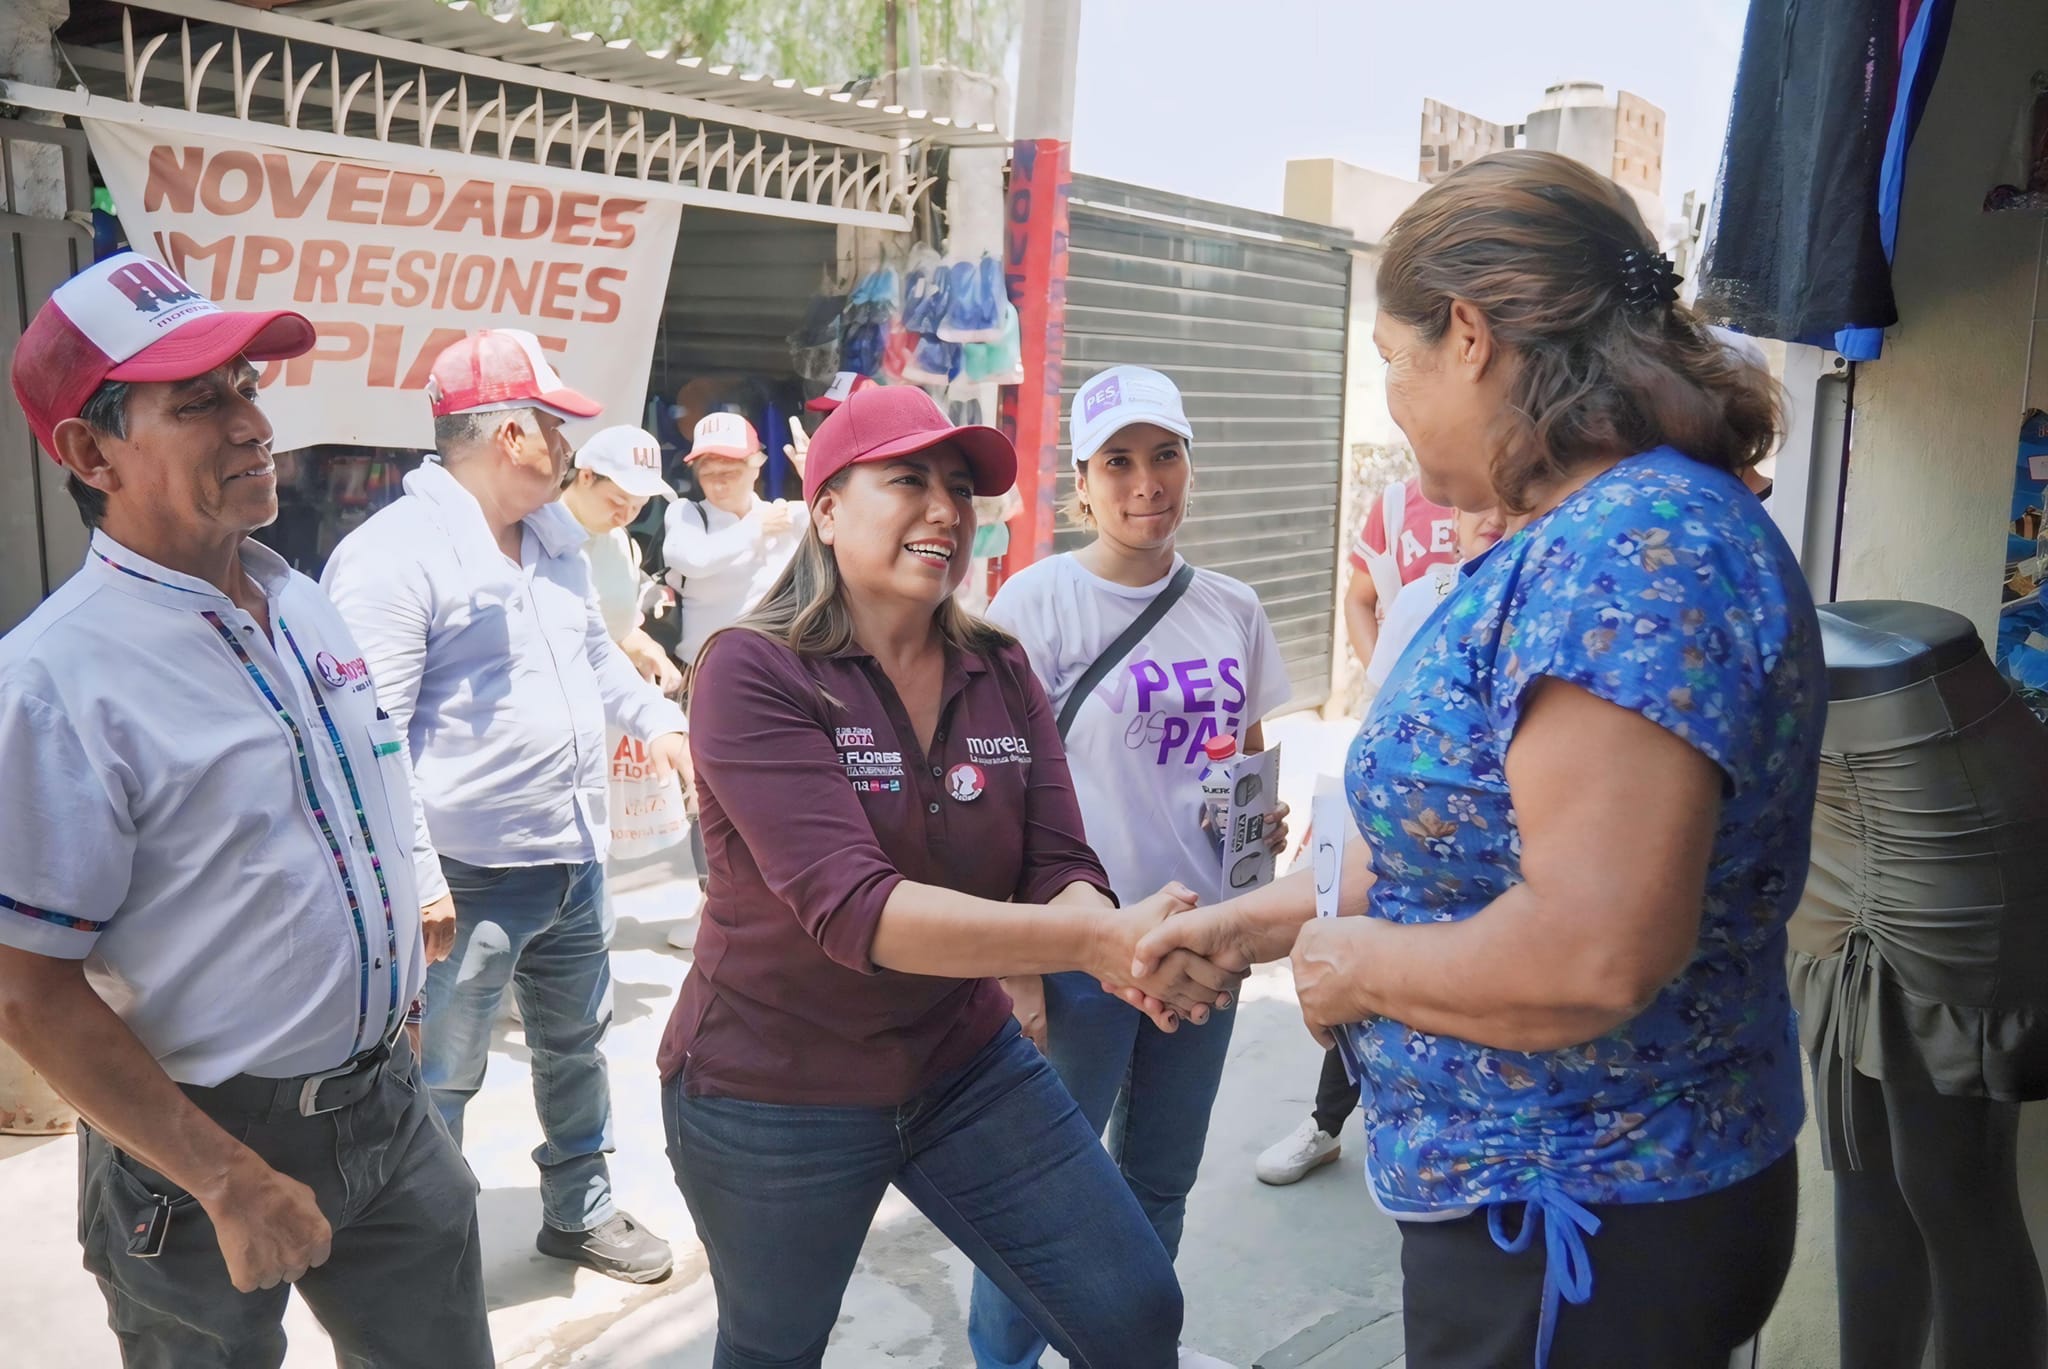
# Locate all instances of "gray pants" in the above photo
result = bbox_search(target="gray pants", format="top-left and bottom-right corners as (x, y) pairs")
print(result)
(77, 1036), (492, 1368)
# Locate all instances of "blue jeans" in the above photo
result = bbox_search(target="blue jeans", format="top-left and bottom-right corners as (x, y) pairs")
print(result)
(968, 971), (1238, 1368)
(662, 1019), (1182, 1369)
(424, 857), (616, 1232)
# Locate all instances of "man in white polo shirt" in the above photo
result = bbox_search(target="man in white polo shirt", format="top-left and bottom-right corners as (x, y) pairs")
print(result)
(0, 254), (490, 1366)
(663, 410), (809, 673)
(322, 331), (687, 1284)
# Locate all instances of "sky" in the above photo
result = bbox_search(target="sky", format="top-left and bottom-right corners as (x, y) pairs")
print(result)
(1065, 0), (1752, 225)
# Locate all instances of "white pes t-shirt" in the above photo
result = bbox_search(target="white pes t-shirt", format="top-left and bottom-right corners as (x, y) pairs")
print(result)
(989, 554), (1293, 906)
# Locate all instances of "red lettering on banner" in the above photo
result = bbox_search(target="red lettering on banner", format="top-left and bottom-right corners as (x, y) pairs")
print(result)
(391, 250), (434, 308)
(262, 153), (333, 219)
(595, 199), (642, 249)
(380, 171), (445, 227)
(435, 182), (497, 236)
(235, 235), (293, 299)
(450, 255), (493, 311)
(494, 259), (541, 314)
(164, 232), (234, 298)
(552, 192), (599, 246)
(327, 163), (390, 225)
(584, 267), (625, 324)
(199, 152), (263, 215)
(284, 321), (368, 385)
(367, 323), (404, 388)
(144, 146), (202, 212)
(294, 240), (348, 303)
(501, 185), (551, 240)
(347, 245), (394, 306)
(538, 261), (580, 320)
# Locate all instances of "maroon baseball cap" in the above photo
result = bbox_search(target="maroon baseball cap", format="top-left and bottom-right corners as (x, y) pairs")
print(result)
(10, 251), (315, 456)
(803, 385), (1015, 504)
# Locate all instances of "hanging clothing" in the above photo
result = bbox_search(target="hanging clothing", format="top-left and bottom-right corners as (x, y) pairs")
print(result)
(1697, 0), (1955, 359)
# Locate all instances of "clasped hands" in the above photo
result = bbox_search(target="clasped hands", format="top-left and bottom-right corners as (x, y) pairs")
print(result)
(1085, 883), (1243, 1034)
(1103, 890), (1375, 1047)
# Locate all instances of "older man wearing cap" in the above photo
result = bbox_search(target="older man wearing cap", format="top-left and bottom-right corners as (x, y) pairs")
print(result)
(0, 253), (491, 1366)
(322, 330), (686, 1284)
(662, 411), (811, 676)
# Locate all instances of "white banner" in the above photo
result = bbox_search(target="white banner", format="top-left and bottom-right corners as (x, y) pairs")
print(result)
(86, 122), (683, 453)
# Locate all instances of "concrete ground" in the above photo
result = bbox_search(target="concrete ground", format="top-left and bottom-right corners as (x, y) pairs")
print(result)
(1, 713), (1408, 1369)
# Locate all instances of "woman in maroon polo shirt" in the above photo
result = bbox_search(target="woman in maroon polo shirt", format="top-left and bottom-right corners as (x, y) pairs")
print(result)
(658, 384), (1237, 1369)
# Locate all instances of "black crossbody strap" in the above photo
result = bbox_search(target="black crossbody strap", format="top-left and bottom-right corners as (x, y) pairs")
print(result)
(1056, 562), (1197, 740)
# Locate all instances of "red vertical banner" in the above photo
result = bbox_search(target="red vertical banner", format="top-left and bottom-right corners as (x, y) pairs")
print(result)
(998, 137), (1073, 579)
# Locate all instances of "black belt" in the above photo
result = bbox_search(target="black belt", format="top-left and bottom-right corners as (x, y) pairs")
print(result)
(182, 1032), (405, 1121)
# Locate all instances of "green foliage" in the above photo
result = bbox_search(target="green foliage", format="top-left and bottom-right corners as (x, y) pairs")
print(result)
(473, 0), (1016, 89)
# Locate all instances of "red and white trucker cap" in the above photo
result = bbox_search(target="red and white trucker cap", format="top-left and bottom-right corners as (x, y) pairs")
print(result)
(9, 251), (315, 455)
(688, 411), (763, 462)
(425, 329), (603, 422)
(575, 424), (677, 500)
(804, 371), (877, 413)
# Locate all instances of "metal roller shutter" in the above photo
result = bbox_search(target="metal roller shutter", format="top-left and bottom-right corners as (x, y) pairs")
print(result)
(1057, 177), (1353, 711)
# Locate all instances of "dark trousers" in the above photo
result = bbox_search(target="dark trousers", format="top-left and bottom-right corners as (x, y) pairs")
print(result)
(664, 1020), (1182, 1369)
(1312, 1042), (1359, 1136)
(77, 1035), (491, 1368)
(1399, 1149), (1797, 1369)
(1833, 1071), (2048, 1369)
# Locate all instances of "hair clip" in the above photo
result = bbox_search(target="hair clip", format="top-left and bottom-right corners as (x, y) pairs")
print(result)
(1618, 248), (1681, 313)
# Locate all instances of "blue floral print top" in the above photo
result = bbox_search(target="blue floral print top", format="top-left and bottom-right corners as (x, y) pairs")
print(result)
(1345, 448), (1823, 1225)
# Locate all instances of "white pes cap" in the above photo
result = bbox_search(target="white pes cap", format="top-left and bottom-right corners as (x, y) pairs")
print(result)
(1068, 365), (1194, 468)
(574, 425), (677, 500)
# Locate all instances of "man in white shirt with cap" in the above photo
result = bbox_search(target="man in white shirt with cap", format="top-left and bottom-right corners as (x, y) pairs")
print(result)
(323, 330), (686, 1284)
(0, 253), (490, 1366)
(662, 410), (809, 674)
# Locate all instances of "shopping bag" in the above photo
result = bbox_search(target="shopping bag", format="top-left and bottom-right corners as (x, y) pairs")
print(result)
(608, 729), (687, 860)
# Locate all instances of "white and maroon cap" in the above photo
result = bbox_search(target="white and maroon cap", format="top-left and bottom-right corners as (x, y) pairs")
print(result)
(805, 371), (877, 412)
(688, 411), (763, 462)
(425, 329), (602, 422)
(574, 424), (676, 500)
(9, 251), (315, 456)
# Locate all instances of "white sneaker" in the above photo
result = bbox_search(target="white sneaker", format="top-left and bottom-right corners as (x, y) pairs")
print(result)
(666, 921), (696, 951)
(1178, 1348), (1237, 1369)
(1255, 1117), (1341, 1186)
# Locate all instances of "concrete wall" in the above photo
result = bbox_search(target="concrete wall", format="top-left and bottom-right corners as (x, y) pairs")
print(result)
(1766, 2), (2048, 1362)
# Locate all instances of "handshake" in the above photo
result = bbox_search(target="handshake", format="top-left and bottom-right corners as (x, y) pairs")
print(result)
(1088, 883), (1253, 1033)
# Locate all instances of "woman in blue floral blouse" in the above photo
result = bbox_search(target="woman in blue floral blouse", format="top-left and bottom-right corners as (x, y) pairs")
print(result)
(1129, 150), (1825, 1369)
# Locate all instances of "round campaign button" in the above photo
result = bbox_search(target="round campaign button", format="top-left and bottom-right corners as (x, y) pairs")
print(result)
(945, 763), (986, 803)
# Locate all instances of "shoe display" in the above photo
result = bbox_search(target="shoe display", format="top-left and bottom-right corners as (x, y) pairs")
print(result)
(536, 1210), (674, 1284)
(1254, 1117), (1342, 1186)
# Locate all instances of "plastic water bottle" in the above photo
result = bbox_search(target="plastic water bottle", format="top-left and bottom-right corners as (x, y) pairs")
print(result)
(1198, 734), (1239, 857)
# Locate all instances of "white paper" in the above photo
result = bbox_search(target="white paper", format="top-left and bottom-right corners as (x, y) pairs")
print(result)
(2031, 453), (2048, 481)
(1310, 775), (1349, 920)
(1219, 745), (1281, 893)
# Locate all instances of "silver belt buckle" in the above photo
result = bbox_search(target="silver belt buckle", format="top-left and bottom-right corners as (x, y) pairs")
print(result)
(297, 1058), (366, 1117)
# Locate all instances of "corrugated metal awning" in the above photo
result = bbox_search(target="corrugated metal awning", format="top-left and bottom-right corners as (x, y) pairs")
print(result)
(276, 0), (1007, 145)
